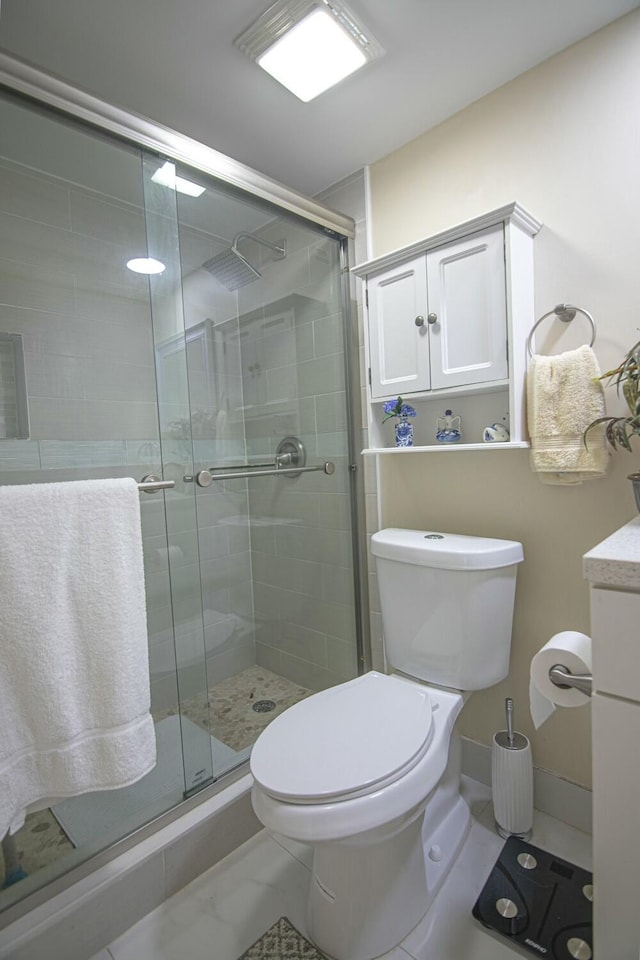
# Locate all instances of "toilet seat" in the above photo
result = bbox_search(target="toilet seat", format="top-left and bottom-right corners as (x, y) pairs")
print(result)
(250, 672), (434, 804)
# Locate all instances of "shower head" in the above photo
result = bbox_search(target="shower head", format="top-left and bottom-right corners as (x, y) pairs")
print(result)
(203, 233), (286, 291)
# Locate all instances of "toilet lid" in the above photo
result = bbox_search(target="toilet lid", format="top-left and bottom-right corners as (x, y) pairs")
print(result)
(250, 672), (434, 804)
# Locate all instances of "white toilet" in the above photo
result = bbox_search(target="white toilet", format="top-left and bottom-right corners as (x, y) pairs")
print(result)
(250, 528), (523, 960)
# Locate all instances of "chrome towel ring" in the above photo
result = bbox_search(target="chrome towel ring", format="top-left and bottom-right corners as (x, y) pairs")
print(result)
(526, 304), (596, 358)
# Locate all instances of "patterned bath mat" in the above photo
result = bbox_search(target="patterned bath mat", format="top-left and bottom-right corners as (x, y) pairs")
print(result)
(240, 917), (326, 959)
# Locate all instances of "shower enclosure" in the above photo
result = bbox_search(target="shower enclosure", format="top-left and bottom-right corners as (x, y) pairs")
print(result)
(0, 54), (366, 916)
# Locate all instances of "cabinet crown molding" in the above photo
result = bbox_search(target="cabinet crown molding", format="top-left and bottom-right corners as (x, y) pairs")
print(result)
(352, 202), (542, 279)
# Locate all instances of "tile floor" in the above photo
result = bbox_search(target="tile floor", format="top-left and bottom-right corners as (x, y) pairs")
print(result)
(89, 777), (592, 960)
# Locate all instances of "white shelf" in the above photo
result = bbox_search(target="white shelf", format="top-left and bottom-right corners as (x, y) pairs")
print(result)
(363, 442), (530, 454)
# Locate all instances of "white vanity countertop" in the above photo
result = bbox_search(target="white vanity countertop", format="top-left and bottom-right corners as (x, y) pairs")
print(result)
(583, 516), (640, 588)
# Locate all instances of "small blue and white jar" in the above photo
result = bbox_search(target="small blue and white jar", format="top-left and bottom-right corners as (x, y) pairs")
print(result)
(395, 415), (414, 447)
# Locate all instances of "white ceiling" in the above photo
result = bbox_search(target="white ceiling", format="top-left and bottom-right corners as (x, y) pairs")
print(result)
(0, 0), (638, 197)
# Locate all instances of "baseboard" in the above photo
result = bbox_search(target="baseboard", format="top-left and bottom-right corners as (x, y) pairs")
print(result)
(461, 736), (592, 836)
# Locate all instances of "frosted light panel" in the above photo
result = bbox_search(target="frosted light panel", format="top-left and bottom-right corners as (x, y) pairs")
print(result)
(257, 9), (367, 101)
(151, 161), (206, 197)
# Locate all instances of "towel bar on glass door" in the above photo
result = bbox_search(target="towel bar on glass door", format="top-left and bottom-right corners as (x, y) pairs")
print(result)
(526, 304), (596, 358)
(138, 475), (175, 493)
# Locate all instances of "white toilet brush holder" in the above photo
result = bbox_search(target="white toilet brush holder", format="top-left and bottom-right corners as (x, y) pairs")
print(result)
(491, 698), (533, 840)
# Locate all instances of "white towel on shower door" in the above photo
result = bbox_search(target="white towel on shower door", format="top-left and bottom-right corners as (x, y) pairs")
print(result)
(0, 478), (156, 838)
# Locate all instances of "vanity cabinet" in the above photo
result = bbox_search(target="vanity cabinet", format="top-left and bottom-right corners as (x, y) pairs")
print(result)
(583, 520), (640, 960)
(353, 203), (542, 451)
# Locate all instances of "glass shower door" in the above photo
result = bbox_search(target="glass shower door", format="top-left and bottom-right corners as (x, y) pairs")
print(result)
(0, 94), (213, 909)
(164, 161), (361, 766)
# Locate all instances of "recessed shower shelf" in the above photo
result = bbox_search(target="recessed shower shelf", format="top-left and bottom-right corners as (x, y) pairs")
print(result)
(363, 442), (531, 454)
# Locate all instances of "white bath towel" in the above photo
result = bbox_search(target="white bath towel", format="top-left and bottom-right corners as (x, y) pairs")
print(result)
(527, 344), (609, 484)
(0, 478), (156, 838)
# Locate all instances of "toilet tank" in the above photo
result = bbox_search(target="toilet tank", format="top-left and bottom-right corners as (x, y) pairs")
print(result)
(371, 529), (524, 691)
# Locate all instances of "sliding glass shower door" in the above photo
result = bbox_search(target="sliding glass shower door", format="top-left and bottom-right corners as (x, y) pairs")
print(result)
(158, 160), (361, 765)
(0, 91), (212, 907)
(0, 78), (362, 914)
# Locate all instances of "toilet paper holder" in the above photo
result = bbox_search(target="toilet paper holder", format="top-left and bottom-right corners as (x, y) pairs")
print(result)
(548, 664), (593, 697)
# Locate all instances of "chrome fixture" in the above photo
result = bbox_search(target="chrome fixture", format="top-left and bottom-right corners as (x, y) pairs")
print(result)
(203, 233), (286, 290)
(194, 460), (334, 486)
(138, 475), (175, 493)
(548, 663), (593, 697)
(527, 304), (596, 358)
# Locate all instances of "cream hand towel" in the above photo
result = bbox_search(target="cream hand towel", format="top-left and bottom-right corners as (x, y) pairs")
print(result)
(0, 478), (156, 838)
(527, 344), (609, 484)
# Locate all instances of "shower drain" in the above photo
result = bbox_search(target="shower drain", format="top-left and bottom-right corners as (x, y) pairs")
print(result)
(252, 699), (277, 714)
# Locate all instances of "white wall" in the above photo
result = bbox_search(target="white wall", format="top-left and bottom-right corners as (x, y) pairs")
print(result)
(367, 10), (640, 788)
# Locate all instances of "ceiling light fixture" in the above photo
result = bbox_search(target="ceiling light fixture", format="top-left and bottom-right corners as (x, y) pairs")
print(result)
(126, 257), (166, 275)
(151, 161), (206, 197)
(235, 0), (383, 102)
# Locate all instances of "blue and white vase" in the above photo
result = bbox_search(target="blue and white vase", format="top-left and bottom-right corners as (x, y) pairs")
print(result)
(395, 415), (414, 447)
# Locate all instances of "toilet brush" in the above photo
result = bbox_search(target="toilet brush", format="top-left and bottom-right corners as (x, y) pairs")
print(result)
(491, 698), (533, 840)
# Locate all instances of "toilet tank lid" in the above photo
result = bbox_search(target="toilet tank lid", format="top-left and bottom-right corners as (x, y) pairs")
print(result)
(371, 528), (524, 570)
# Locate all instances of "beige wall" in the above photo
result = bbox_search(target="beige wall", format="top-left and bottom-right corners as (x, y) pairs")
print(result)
(367, 10), (640, 788)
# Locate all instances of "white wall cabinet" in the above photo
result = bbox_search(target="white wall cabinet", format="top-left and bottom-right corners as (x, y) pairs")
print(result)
(583, 521), (640, 960)
(353, 203), (542, 451)
(368, 225), (507, 399)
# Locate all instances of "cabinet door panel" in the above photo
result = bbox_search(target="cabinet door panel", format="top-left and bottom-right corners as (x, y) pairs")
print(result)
(368, 256), (429, 399)
(427, 225), (507, 390)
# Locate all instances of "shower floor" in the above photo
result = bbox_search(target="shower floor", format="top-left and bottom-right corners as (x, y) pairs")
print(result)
(0, 666), (309, 889)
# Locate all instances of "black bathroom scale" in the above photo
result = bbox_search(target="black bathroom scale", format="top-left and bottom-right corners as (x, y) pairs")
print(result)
(472, 836), (593, 958)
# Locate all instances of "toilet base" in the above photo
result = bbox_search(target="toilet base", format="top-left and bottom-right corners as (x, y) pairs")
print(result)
(306, 785), (471, 960)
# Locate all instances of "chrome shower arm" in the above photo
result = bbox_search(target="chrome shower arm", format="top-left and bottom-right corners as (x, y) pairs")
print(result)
(232, 232), (286, 259)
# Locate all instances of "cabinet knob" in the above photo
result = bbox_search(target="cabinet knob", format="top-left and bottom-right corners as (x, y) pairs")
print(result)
(427, 313), (438, 324)
(414, 315), (425, 327)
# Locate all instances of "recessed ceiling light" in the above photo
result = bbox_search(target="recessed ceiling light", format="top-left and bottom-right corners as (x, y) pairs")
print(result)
(151, 161), (206, 198)
(126, 257), (166, 275)
(236, 0), (383, 102)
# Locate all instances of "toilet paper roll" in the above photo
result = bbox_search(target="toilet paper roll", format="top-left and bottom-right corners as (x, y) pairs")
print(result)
(529, 630), (592, 729)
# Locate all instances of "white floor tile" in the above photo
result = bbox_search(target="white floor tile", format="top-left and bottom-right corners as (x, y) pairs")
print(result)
(101, 779), (592, 960)
(107, 832), (310, 960)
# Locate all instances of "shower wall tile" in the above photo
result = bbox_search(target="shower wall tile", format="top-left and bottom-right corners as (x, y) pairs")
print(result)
(0, 256), (76, 315)
(74, 284), (151, 329)
(322, 563), (356, 605)
(315, 390), (348, 434)
(69, 190), (146, 249)
(24, 351), (85, 399)
(279, 621), (327, 666)
(314, 491), (351, 530)
(196, 525), (230, 562)
(296, 353), (344, 397)
(206, 640), (255, 685)
(325, 634), (358, 678)
(313, 311), (343, 358)
(0, 210), (145, 295)
(294, 321), (315, 362)
(38, 440), (128, 469)
(296, 560), (325, 599)
(83, 358), (157, 403)
(0, 160), (71, 229)
(0, 439), (40, 471)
